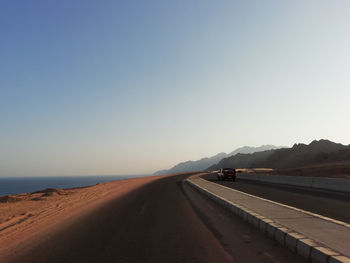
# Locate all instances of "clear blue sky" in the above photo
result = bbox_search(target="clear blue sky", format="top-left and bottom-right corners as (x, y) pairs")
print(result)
(1, 1), (350, 176)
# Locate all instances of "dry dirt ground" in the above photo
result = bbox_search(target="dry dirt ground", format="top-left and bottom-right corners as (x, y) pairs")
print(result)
(1, 173), (307, 263)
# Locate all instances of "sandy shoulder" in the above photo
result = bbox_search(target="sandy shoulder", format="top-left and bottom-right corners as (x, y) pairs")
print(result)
(0, 175), (166, 258)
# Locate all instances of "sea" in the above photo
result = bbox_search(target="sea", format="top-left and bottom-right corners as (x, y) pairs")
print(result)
(0, 175), (147, 196)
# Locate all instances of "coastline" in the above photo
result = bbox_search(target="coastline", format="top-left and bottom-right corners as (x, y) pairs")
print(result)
(0, 175), (148, 196)
(0, 174), (167, 261)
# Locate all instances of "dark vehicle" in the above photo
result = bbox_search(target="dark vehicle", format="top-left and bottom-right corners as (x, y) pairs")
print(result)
(217, 168), (236, 181)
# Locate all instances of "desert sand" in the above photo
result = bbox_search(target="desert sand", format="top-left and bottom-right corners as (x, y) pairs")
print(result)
(0, 175), (165, 260)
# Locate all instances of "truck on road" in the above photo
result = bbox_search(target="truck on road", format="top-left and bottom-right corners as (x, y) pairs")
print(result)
(217, 168), (236, 181)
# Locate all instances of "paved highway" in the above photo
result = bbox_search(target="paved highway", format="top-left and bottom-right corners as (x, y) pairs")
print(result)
(203, 174), (350, 223)
(7, 173), (306, 263)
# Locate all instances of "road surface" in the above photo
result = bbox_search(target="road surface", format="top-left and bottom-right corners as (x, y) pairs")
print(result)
(8, 173), (306, 263)
(203, 174), (350, 223)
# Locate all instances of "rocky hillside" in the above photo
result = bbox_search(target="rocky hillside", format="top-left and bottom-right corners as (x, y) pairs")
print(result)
(209, 139), (350, 171)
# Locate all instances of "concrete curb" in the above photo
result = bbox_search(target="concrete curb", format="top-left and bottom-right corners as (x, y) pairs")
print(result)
(187, 178), (350, 263)
(208, 174), (350, 229)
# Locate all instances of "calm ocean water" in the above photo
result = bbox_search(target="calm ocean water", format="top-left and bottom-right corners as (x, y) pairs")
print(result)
(0, 175), (147, 196)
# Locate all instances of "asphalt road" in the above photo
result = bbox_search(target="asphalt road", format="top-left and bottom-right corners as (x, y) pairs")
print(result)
(203, 174), (350, 223)
(8, 173), (307, 263)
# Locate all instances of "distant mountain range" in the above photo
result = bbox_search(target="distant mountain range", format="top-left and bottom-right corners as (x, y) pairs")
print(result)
(153, 145), (284, 175)
(209, 139), (350, 170)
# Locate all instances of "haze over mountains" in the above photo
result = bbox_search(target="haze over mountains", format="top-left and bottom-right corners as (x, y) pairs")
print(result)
(154, 140), (350, 178)
(154, 145), (283, 175)
(209, 140), (350, 176)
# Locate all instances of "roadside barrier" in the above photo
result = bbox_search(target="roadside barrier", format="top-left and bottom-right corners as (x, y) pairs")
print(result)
(187, 178), (350, 263)
(237, 174), (350, 193)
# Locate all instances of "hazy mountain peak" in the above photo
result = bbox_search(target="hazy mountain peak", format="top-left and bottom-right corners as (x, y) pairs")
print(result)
(153, 145), (283, 175)
(228, 145), (285, 156)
